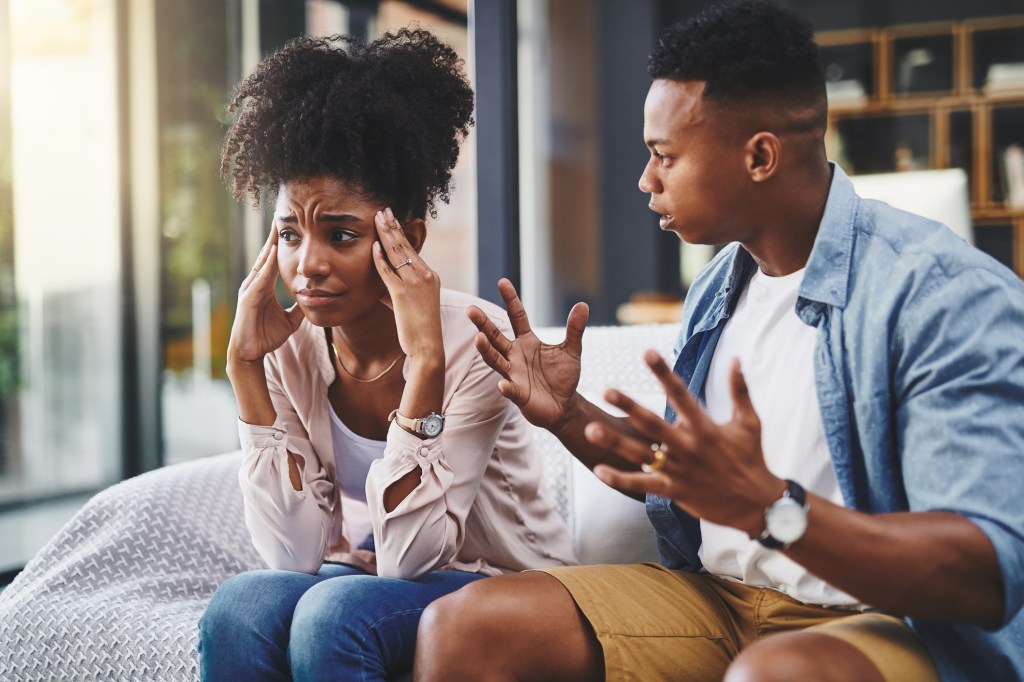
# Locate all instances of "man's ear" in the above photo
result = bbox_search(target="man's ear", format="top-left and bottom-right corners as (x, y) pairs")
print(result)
(745, 132), (781, 182)
(402, 218), (427, 253)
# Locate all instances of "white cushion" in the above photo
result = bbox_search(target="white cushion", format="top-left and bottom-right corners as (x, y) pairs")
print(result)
(535, 323), (678, 565)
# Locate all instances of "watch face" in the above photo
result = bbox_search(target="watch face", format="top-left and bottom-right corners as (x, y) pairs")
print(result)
(767, 497), (808, 544)
(422, 414), (444, 437)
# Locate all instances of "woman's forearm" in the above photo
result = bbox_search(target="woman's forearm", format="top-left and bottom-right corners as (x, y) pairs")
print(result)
(397, 353), (445, 423)
(383, 353), (445, 512)
(228, 357), (302, 491)
(227, 357), (277, 426)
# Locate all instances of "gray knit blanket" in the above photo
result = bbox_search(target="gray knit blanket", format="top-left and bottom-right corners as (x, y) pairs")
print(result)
(0, 323), (674, 681)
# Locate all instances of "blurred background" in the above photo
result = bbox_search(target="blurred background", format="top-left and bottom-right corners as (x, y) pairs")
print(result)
(1, 0), (1022, 579)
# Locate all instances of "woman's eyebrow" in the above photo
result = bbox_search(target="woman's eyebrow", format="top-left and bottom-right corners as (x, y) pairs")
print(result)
(275, 213), (362, 223)
(319, 213), (363, 223)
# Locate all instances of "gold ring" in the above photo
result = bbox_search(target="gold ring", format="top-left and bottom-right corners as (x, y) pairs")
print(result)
(395, 259), (413, 270)
(251, 266), (259, 273)
(641, 444), (667, 473)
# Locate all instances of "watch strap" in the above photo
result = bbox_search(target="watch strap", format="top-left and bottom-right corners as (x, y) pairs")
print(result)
(757, 479), (807, 550)
(388, 409), (444, 436)
(388, 409), (419, 433)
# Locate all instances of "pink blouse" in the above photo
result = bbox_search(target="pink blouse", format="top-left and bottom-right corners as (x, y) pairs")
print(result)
(237, 288), (577, 578)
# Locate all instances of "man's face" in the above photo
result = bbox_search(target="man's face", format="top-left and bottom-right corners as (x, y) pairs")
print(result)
(638, 79), (748, 245)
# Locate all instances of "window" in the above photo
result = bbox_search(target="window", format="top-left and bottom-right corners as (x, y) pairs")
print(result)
(0, 0), (123, 570)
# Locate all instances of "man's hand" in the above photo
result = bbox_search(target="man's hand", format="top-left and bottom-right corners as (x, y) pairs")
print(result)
(589, 350), (783, 535)
(467, 279), (589, 433)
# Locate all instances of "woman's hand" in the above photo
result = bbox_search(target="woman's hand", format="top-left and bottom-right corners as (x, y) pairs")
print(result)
(371, 208), (443, 362)
(228, 224), (306, 366)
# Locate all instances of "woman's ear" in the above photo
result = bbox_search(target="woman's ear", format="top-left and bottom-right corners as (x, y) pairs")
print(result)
(403, 218), (427, 253)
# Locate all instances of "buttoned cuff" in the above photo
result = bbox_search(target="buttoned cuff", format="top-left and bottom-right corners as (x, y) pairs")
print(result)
(237, 416), (287, 450)
(387, 421), (443, 465)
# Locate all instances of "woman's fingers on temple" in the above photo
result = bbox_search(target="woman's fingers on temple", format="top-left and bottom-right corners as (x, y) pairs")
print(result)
(252, 244), (279, 287)
(374, 208), (417, 267)
(244, 226), (277, 285)
(372, 241), (394, 277)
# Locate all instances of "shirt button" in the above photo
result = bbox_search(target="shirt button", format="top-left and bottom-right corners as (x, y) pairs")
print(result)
(273, 433), (283, 441)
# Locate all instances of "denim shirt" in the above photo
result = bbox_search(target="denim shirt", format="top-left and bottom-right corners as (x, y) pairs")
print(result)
(647, 165), (1024, 681)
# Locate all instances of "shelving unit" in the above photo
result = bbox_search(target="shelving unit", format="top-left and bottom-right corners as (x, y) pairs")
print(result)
(818, 16), (1024, 277)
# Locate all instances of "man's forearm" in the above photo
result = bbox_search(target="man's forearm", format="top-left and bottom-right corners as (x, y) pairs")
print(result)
(782, 497), (1004, 628)
(553, 394), (646, 473)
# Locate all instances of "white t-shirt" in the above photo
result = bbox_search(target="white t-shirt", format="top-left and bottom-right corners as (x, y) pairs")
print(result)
(329, 408), (386, 546)
(699, 266), (864, 608)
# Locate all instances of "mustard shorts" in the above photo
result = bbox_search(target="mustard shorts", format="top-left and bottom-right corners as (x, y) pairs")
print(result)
(539, 563), (938, 682)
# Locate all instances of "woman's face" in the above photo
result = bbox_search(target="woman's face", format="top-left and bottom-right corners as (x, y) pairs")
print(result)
(274, 176), (389, 328)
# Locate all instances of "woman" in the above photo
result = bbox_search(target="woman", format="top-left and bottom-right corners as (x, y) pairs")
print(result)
(198, 29), (575, 681)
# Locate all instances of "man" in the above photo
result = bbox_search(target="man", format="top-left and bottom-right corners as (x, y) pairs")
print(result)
(414, 2), (1024, 680)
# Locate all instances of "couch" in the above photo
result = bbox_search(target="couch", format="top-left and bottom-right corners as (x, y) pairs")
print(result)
(0, 322), (678, 681)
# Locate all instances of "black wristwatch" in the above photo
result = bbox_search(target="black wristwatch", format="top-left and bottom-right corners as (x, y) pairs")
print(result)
(757, 480), (809, 550)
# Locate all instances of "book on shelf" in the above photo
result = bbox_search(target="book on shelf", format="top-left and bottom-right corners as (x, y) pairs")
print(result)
(984, 63), (1024, 94)
(826, 79), (867, 105)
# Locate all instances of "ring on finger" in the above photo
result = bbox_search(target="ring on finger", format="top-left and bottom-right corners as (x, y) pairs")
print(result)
(395, 259), (413, 270)
(251, 266), (259, 273)
(641, 443), (668, 474)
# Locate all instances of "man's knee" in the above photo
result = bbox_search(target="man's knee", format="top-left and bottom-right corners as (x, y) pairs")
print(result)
(418, 578), (498, 650)
(725, 632), (884, 682)
(416, 577), (524, 680)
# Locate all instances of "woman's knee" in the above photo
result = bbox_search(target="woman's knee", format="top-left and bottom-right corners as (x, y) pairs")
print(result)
(289, 574), (387, 649)
(200, 570), (306, 639)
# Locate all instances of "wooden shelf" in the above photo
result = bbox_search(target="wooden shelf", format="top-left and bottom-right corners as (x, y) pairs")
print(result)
(819, 15), (1024, 278)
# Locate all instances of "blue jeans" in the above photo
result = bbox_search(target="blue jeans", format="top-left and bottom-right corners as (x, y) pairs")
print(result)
(198, 564), (484, 681)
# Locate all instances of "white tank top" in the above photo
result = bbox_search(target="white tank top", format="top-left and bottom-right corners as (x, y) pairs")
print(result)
(328, 407), (387, 503)
(328, 408), (387, 548)
(699, 266), (865, 609)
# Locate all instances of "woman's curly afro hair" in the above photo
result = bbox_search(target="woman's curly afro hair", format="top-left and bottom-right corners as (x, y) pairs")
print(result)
(221, 27), (474, 219)
(648, 0), (824, 109)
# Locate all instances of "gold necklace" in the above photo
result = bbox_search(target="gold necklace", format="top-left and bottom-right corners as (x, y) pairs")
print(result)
(331, 341), (404, 383)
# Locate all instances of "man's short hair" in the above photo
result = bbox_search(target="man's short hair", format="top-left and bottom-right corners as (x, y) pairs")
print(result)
(648, 0), (825, 111)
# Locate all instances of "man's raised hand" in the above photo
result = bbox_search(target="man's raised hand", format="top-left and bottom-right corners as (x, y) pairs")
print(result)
(467, 278), (589, 431)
